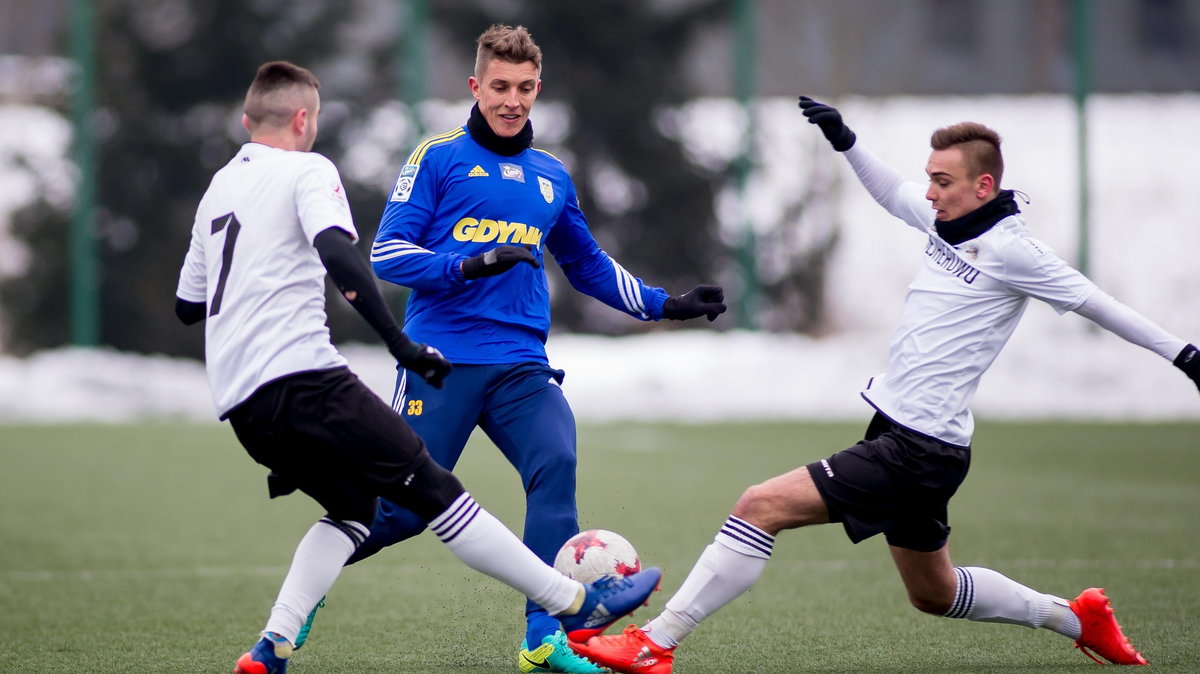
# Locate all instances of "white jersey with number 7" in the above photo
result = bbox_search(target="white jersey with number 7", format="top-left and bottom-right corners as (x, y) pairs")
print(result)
(176, 142), (357, 417)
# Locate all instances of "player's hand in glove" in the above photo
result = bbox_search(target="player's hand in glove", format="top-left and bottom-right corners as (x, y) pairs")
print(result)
(798, 96), (857, 152)
(663, 285), (727, 322)
(1175, 343), (1200, 394)
(396, 341), (452, 389)
(461, 245), (540, 280)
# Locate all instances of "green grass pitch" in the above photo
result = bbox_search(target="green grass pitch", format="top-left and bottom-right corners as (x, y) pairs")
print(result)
(1, 420), (1197, 673)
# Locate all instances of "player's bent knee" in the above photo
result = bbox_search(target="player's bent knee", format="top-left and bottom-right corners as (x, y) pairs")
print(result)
(908, 591), (952, 615)
(732, 469), (829, 533)
(383, 454), (467, 522)
(731, 483), (781, 531)
(733, 483), (770, 514)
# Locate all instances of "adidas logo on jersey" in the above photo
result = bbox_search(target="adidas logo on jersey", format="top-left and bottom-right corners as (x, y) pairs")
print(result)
(468, 165), (489, 177)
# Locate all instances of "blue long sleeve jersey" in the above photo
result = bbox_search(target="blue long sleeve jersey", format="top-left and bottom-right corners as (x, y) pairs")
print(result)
(370, 126), (670, 364)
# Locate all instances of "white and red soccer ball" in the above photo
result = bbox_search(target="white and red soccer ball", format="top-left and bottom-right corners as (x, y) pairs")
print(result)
(553, 529), (641, 583)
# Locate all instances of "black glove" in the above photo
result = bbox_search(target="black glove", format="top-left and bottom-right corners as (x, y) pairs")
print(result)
(1175, 343), (1200, 394)
(798, 96), (856, 152)
(663, 285), (726, 322)
(396, 341), (452, 389)
(461, 245), (540, 280)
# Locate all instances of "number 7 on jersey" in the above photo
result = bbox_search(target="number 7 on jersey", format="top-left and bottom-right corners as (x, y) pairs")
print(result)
(209, 212), (242, 317)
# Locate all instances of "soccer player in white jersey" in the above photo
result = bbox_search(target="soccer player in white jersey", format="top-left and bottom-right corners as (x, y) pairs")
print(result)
(573, 97), (1200, 673)
(174, 61), (661, 674)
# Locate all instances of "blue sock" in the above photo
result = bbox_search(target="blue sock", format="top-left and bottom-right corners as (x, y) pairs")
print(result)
(525, 609), (560, 646)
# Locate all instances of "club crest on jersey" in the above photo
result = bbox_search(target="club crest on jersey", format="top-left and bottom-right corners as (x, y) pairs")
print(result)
(538, 176), (554, 203)
(500, 163), (525, 182)
(391, 164), (419, 202)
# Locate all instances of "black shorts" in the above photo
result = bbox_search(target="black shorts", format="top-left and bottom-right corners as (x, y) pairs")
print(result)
(806, 412), (971, 552)
(225, 367), (455, 525)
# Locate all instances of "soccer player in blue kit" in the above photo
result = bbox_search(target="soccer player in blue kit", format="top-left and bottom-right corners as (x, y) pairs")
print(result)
(328, 24), (724, 673)
(178, 60), (663, 674)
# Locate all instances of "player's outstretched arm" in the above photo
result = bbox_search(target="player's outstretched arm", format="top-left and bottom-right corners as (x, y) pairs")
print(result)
(662, 285), (727, 322)
(798, 96), (857, 152)
(1175, 344), (1200, 394)
(314, 227), (451, 388)
(800, 95), (930, 229)
(1073, 290), (1200, 395)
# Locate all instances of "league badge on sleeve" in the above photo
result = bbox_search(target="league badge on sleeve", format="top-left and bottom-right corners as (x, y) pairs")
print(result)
(538, 176), (554, 204)
(391, 164), (419, 203)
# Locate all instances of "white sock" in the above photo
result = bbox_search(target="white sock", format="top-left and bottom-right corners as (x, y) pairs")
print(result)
(645, 516), (774, 648)
(264, 517), (368, 645)
(430, 492), (581, 615)
(944, 566), (1081, 639)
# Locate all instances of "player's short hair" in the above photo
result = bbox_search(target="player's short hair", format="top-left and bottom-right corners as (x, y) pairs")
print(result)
(244, 61), (320, 128)
(930, 122), (1003, 189)
(474, 24), (542, 79)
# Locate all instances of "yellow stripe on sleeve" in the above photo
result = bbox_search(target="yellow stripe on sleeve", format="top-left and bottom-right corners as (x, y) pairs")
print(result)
(405, 127), (467, 165)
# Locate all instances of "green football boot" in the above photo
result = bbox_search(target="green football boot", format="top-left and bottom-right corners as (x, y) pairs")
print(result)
(293, 596), (324, 650)
(518, 630), (608, 673)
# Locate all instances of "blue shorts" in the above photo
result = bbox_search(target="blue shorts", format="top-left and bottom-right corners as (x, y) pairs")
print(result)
(350, 361), (579, 568)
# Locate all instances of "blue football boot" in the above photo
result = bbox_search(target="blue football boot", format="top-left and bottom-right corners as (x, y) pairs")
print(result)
(234, 632), (291, 674)
(559, 567), (662, 643)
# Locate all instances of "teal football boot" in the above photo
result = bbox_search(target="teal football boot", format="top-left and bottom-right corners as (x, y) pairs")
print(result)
(518, 630), (608, 673)
(293, 597), (324, 650)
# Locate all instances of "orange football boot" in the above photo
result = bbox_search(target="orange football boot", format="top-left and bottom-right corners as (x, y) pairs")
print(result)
(571, 624), (675, 674)
(1070, 588), (1148, 665)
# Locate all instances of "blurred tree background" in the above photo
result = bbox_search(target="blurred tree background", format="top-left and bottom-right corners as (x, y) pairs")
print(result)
(3, 0), (1198, 357)
(0, 0), (736, 358)
(2, 0), (377, 356)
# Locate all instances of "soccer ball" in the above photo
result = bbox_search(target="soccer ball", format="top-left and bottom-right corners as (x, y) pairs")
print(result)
(553, 529), (641, 584)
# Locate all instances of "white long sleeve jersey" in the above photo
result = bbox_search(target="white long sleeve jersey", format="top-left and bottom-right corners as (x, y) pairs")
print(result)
(177, 143), (358, 416)
(842, 144), (1182, 447)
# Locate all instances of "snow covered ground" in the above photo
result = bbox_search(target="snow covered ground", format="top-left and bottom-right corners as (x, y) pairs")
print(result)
(1, 94), (1198, 425)
(1, 326), (1196, 425)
